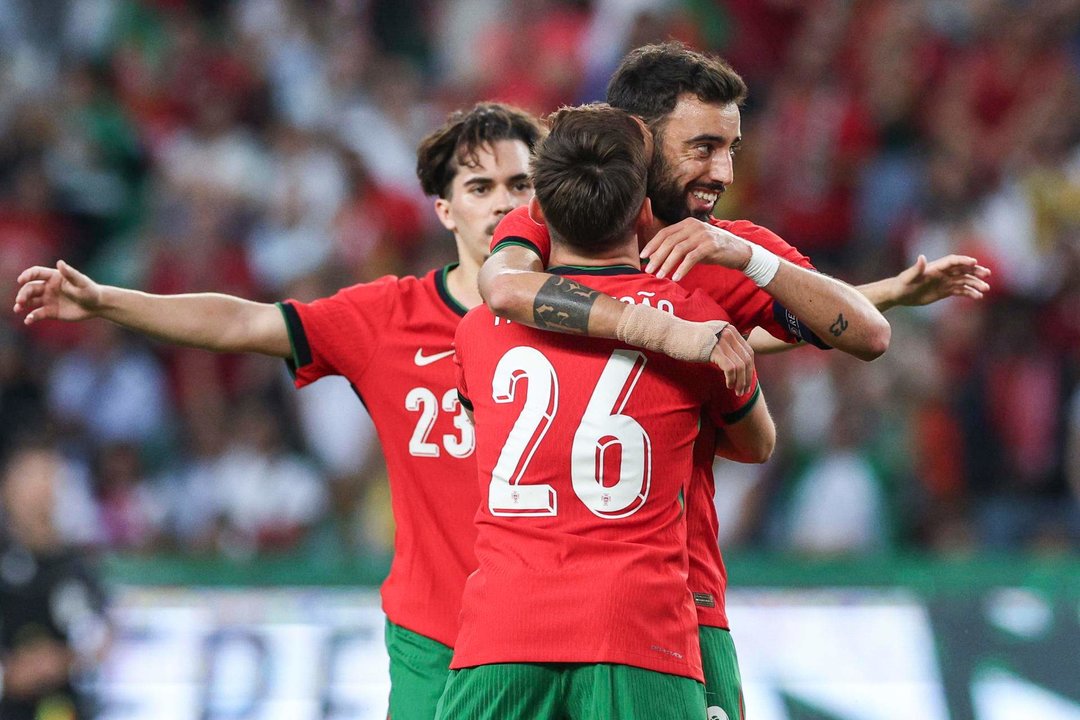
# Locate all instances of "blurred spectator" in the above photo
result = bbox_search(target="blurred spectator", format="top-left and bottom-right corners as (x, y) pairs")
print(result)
(0, 441), (111, 720)
(244, 123), (346, 291)
(45, 321), (172, 457)
(91, 442), (167, 552)
(0, 328), (47, 457)
(331, 151), (425, 281)
(207, 394), (327, 558)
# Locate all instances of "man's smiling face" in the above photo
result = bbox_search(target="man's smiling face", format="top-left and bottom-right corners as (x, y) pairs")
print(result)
(646, 94), (742, 225)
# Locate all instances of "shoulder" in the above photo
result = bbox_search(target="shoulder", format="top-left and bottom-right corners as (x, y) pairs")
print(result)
(299, 274), (406, 308)
(455, 305), (498, 339)
(710, 218), (813, 268)
(679, 288), (734, 324)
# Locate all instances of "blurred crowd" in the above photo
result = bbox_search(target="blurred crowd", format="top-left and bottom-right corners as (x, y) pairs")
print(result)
(0, 0), (1078, 561)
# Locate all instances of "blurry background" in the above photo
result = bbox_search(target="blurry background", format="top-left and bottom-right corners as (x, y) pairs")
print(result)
(0, 0), (1077, 718)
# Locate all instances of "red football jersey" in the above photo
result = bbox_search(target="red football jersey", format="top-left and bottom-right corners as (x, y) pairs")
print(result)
(490, 207), (813, 630)
(453, 265), (760, 679)
(281, 265), (477, 647)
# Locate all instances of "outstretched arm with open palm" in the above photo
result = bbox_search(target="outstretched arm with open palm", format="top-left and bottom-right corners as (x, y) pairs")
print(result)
(14, 261), (291, 358)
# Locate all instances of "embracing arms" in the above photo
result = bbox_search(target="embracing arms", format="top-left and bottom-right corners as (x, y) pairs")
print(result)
(480, 246), (756, 395)
(481, 219), (989, 360)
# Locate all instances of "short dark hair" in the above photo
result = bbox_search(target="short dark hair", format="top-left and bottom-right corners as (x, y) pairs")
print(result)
(416, 103), (544, 198)
(531, 104), (648, 253)
(606, 42), (748, 128)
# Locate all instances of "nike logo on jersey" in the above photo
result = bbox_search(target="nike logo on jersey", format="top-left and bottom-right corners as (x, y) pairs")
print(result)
(414, 348), (455, 366)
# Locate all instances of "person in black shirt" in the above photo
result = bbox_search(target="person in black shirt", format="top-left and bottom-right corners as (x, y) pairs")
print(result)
(0, 443), (110, 720)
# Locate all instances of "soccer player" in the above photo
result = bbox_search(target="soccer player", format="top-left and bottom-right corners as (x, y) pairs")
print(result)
(476, 43), (991, 719)
(444, 104), (775, 719)
(13, 103), (546, 719)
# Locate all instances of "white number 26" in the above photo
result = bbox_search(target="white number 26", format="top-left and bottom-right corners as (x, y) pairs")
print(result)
(488, 347), (652, 519)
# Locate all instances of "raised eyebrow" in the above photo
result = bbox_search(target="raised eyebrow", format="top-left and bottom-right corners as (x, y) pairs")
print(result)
(507, 173), (531, 184)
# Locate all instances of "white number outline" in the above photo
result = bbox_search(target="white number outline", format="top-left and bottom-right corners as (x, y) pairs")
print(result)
(406, 387), (475, 458)
(441, 388), (475, 459)
(571, 349), (651, 518)
(488, 347), (558, 516)
(487, 347), (652, 519)
(405, 387), (440, 457)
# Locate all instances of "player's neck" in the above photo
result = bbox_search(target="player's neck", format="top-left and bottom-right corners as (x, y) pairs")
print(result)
(549, 235), (640, 269)
(445, 250), (483, 310)
(634, 215), (665, 249)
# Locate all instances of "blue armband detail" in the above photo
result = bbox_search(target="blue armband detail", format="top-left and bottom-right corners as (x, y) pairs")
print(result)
(772, 301), (832, 350)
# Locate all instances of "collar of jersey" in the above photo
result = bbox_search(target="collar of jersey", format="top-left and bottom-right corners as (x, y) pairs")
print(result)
(548, 264), (643, 276)
(435, 263), (469, 317)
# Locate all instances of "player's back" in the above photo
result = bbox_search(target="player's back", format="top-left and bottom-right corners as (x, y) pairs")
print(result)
(454, 265), (746, 682)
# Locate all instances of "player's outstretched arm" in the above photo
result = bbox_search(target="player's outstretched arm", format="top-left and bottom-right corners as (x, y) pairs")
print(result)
(479, 247), (755, 393)
(641, 219), (891, 361)
(14, 261), (291, 358)
(746, 254), (993, 355)
(714, 391), (775, 464)
(857, 254), (991, 311)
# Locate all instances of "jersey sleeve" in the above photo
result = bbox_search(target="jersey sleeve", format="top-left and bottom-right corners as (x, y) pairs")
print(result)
(453, 321), (472, 412)
(279, 276), (398, 388)
(698, 219), (820, 344)
(490, 205), (551, 264)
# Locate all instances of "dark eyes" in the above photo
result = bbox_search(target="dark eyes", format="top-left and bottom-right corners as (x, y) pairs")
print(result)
(693, 144), (740, 158)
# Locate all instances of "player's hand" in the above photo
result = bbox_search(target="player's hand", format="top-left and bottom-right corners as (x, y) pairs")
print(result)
(892, 254), (991, 307)
(708, 321), (754, 396)
(14, 260), (104, 324)
(641, 218), (753, 281)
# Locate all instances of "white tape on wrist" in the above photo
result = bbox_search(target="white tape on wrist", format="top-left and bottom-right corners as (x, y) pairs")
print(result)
(742, 243), (781, 287)
(615, 303), (718, 363)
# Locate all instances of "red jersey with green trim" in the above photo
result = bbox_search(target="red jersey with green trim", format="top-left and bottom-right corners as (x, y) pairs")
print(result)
(453, 265), (759, 679)
(280, 265), (476, 647)
(490, 207), (810, 629)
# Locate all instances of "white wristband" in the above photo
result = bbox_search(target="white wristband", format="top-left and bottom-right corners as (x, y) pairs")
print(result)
(742, 243), (780, 287)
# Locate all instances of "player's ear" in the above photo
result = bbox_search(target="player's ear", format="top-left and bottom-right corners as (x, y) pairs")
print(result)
(634, 196), (654, 233)
(527, 196), (546, 225)
(434, 197), (455, 232)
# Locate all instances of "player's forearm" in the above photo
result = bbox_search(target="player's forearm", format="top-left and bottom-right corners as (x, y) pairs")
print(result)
(855, 277), (902, 312)
(97, 286), (290, 356)
(714, 433), (770, 464)
(481, 249), (722, 362)
(747, 326), (800, 354)
(715, 396), (775, 464)
(480, 248), (625, 337)
(764, 261), (890, 360)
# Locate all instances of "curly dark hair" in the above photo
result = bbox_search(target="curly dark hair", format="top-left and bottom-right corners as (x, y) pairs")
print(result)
(416, 103), (544, 199)
(607, 42), (747, 129)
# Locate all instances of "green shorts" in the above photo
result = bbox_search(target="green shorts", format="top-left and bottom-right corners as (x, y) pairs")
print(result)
(699, 626), (744, 720)
(434, 662), (706, 720)
(385, 619), (454, 720)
